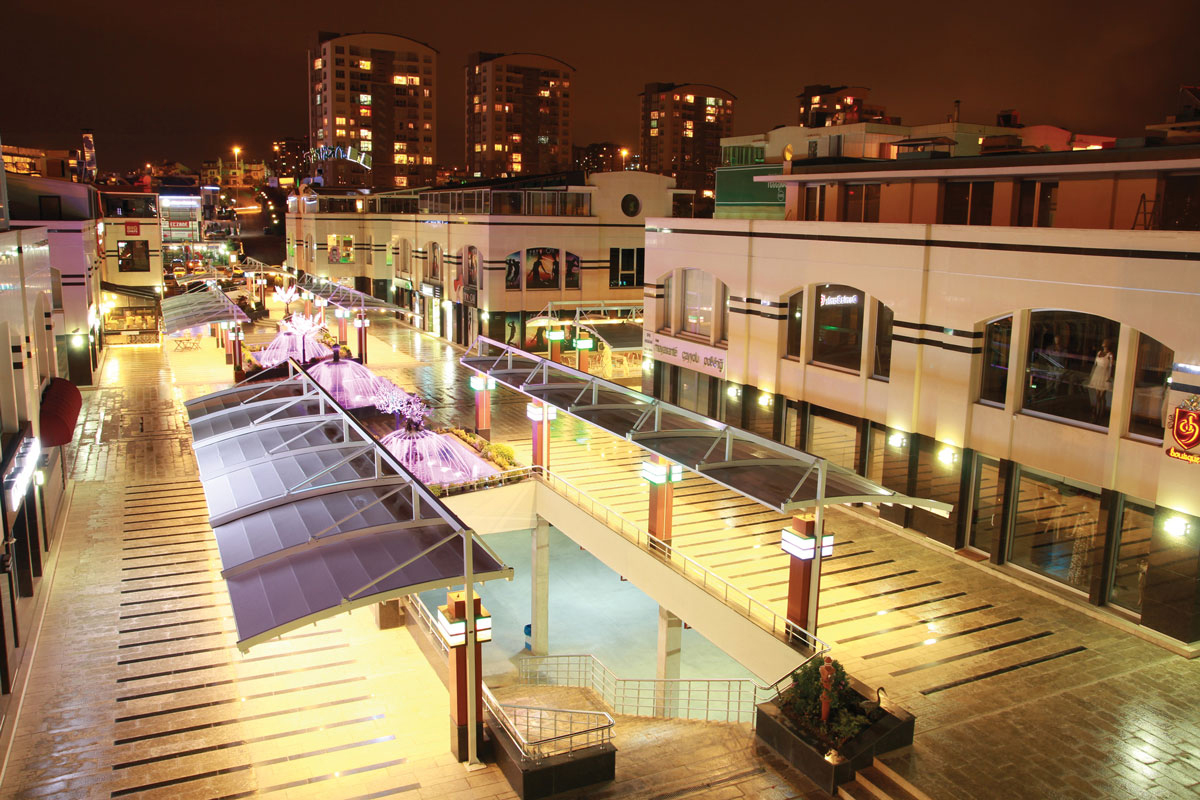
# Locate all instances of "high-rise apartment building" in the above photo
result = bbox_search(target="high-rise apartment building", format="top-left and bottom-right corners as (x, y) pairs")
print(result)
(465, 52), (574, 179)
(640, 82), (735, 194)
(269, 137), (308, 188)
(307, 32), (437, 190)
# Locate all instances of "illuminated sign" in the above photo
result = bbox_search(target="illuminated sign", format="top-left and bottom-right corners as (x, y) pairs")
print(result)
(303, 145), (372, 170)
(819, 293), (858, 307)
(3, 436), (40, 511)
(1167, 395), (1200, 466)
(648, 333), (726, 379)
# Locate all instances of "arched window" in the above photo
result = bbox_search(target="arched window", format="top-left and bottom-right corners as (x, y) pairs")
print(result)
(811, 284), (865, 372)
(1023, 310), (1120, 427)
(398, 240), (412, 276)
(464, 246), (481, 287)
(681, 268), (715, 339)
(1129, 332), (1173, 440)
(785, 290), (803, 358)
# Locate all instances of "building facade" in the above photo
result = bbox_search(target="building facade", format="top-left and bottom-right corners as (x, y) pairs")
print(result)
(640, 82), (735, 195)
(269, 137), (308, 188)
(286, 171), (683, 359)
(465, 52), (574, 180)
(307, 31), (437, 190)
(642, 144), (1200, 646)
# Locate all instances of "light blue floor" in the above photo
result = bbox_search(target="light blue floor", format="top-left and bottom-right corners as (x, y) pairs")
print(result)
(420, 527), (761, 685)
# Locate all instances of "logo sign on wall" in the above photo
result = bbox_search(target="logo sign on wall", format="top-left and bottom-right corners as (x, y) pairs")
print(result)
(647, 333), (727, 379)
(1167, 395), (1200, 465)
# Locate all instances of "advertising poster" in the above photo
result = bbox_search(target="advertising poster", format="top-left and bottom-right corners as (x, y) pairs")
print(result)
(565, 251), (581, 289)
(428, 242), (442, 281)
(526, 247), (560, 290)
(505, 251), (521, 290)
(465, 246), (480, 287)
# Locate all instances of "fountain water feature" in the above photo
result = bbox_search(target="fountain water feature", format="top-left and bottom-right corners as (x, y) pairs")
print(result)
(306, 352), (386, 408)
(256, 314), (332, 367)
(378, 393), (495, 486)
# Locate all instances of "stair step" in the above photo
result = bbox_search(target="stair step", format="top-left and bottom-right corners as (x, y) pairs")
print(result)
(857, 765), (924, 800)
(838, 780), (877, 800)
(872, 759), (937, 800)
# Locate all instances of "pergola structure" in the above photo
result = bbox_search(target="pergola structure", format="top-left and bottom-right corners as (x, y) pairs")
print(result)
(185, 360), (511, 762)
(160, 285), (249, 334)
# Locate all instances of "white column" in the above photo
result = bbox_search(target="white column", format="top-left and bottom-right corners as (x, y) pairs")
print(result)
(531, 517), (550, 656)
(655, 606), (682, 717)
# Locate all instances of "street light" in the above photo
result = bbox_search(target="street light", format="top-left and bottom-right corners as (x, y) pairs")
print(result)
(620, 148), (629, 170)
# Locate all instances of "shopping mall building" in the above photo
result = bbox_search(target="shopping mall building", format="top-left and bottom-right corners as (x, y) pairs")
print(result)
(641, 142), (1200, 646)
(285, 170), (684, 354)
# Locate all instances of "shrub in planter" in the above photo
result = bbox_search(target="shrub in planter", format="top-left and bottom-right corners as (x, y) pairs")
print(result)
(778, 657), (873, 752)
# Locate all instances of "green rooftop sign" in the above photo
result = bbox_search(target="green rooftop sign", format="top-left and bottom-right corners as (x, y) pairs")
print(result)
(715, 164), (785, 206)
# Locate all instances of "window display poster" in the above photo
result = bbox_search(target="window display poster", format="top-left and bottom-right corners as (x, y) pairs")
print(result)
(565, 251), (581, 289)
(465, 246), (480, 288)
(505, 251), (521, 290)
(526, 247), (560, 290)
(327, 234), (354, 264)
(429, 242), (442, 281)
(504, 312), (522, 346)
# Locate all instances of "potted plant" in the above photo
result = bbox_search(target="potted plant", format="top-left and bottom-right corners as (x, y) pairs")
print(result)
(755, 656), (914, 794)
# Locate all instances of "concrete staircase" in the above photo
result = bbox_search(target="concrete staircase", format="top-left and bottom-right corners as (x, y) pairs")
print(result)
(838, 759), (935, 800)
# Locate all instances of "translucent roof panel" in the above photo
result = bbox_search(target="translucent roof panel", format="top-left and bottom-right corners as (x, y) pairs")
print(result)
(185, 361), (511, 651)
(462, 338), (952, 515)
(162, 287), (249, 334)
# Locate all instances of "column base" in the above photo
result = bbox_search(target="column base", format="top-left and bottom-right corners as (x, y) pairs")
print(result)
(475, 427), (491, 442)
(450, 720), (491, 762)
(374, 599), (405, 629)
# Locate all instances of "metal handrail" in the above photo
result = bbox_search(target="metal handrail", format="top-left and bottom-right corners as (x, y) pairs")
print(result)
(406, 595), (614, 764)
(518, 653), (775, 725)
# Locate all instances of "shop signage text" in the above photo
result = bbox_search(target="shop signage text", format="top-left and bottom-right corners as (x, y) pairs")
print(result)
(820, 293), (858, 307)
(1166, 395), (1200, 466)
(647, 333), (727, 379)
(304, 145), (372, 170)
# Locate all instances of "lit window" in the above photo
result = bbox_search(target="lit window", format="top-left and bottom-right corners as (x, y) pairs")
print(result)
(335, 116), (346, 125)
(422, 156), (432, 165)
(650, 120), (658, 128)
(315, 94), (322, 105)
(812, 95), (821, 103)
(394, 154), (405, 164)
(651, 111), (659, 119)
(494, 103), (502, 112)
(685, 121), (693, 128)
(705, 115), (716, 123)
(360, 128), (371, 139)
(410, 76), (420, 86)
(394, 176), (408, 187)
(360, 141), (371, 151)
(685, 94), (695, 103)
(317, 128), (324, 138)
(673, 94), (680, 101)
(706, 97), (716, 105)
(494, 143), (503, 151)
(358, 59), (371, 69)
(422, 122), (431, 130)
(393, 75), (407, 85)
(359, 93), (371, 105)
(512, 153), (521, 162)
(474, 143), (482, 152)
(512, 164), (522, 172)
(539, 89), (550, 97)
(313, 57), (323, 69)
(511, 133), (521, 142)
(394, 142), (406, 151)
(360, 108), (371, 117)
(335, 128), (346, 137)
(650, 129), (659, 137)
(683, 130), (694, 137)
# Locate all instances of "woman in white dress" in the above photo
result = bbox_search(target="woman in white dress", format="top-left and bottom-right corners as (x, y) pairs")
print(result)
(1087, 338), (1115, 423)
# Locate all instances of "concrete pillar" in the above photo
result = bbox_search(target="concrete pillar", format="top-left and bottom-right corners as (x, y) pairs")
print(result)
(655, 607), (682, 717)
(647, 455), (675, 546)
(531, 517), (550, 656)
(529, 400), (554, 471)
(577, 333), (592, 374)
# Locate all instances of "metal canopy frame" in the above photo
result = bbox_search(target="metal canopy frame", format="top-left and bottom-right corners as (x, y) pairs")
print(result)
(524, 300), (645, 353)
(292, 271), (402, 313)
(461, 337), (953, 516)
(161, 286), (250, 334)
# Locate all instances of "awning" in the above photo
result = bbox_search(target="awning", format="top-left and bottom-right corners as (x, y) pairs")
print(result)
(161, 286), (249, 334)
(39, 378), (82, 447)
(462, 337), (953, 516)
(185, 361), (511, 651)
(100, 281), (159, 302)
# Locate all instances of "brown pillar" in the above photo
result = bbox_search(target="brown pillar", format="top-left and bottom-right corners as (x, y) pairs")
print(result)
(529, 401), (553, 471)
(445, 591), (485, 762)
(647, 455), (675, 545)
(783, 516), (826, 646)
(549, 338), (562, 363)
(474, 387), (492, 441)
(356, 311), (369, 364)
(577, 334), (591, 374)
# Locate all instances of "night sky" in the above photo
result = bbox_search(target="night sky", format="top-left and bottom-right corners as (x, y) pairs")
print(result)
(2, 0), (1195, 174)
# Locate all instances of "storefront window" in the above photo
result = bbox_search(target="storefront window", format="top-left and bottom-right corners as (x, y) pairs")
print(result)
(1109, 498), (1153, 613)
(873, 302), (893, 380)
(327, 234), (354, 264)
(1023, 310), (1120, 427)
(785, 290), (803, 358)
(911, 438), (962, 547)
(682, 269), (714, 339)
(807, 406), (857, 471)
(1128, 333), (1173, 440)
(117, 240), (150, 272)
(866, 423), (886, 485)
(1009, 468), (1102, 593)
(980, 316), (1012, 405)
(969, 456), (1005, 554)
(811, 284), (864, 372)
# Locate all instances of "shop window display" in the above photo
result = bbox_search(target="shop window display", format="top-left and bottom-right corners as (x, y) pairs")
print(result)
(1023, 310), (1120, 427)
(1009, 468), (1103, 592)
(1109, 498), (1153, 613)
(681, 269), (714, 339)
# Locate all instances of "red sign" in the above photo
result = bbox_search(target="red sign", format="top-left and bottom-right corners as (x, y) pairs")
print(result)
(124, 221), (140, 236)
(1173, 407), (1200, 451)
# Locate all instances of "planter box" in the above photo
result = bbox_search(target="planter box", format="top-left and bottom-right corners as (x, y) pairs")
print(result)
(755, 684), (914, 795)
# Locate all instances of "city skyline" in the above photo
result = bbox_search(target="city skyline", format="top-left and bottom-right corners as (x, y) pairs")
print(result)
(3, 0), (1195, 173)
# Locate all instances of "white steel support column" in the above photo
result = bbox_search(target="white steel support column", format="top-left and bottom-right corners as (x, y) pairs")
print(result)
(531, 516), (550, 656)
(463, 528), (479, 766)
(655, 606), (682, 717)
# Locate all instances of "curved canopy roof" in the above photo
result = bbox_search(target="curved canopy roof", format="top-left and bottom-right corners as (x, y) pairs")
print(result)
(462, 337), (953, 516)
(161, 286), (249, 334)
(185, 362), (510, 651)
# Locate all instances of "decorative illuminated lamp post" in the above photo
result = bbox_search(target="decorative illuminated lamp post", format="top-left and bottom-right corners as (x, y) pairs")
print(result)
(780, 514), (834, 645)
(468, 374), (495, 440)
(574, 334), (595, 374)
(333, 307), (350, 345)
(526, 400), (557, 470)
(642, 455), (683, 549)
(220, 320), (233, 364)
(437, 590), (492, 761)
(546, 328), (565, 363)
(230, 324), (244, 372)
(286, 313), (326, 364)
(273, 284), (298, 315)
(314, 295), (328, 327)
(354, 309), (370, 364)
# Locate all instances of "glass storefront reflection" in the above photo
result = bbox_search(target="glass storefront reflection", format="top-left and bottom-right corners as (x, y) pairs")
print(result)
(1110, 499), (1153, 613)
(970, 456), (1005, 554)
(1010, 468), (1102, 592)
